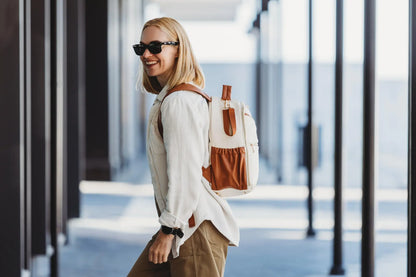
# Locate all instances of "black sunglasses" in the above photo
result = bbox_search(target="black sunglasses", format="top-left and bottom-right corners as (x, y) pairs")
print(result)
(132, 41), (179, 56)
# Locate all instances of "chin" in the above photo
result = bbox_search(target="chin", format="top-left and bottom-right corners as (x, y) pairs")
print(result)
(145, 70), (159, 77)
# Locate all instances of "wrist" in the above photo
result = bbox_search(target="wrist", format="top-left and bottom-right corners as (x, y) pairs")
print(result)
(161, 225), (184, 238)
(159, 230), (175, 240)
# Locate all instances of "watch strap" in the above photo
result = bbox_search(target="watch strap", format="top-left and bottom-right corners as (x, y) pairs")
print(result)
(161, 225), (184, 238)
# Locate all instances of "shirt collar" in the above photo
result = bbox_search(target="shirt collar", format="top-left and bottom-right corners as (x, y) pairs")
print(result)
(156, 85), (169, 102)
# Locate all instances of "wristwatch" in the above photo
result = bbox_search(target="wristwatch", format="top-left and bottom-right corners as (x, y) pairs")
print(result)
(161, 225), (184, 238)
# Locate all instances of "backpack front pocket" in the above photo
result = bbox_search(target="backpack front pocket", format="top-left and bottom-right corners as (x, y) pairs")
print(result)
(210, 146), (247, 191)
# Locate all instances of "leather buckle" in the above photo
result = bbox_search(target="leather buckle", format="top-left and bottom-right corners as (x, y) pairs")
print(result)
(224, 100), (231, 109)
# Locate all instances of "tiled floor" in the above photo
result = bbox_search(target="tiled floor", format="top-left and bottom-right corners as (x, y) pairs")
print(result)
(60, 182), (407, 277)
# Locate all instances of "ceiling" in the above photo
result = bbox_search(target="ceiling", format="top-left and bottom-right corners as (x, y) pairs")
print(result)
(148, 0), (244, 21)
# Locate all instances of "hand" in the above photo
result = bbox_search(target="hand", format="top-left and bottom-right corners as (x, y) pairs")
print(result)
(148, 230), (174, 264)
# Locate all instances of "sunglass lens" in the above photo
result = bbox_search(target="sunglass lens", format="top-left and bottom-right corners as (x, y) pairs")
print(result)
(133, 45), (145, 56)
(148, 43), (162, 54)
(137, 45), (146, 55)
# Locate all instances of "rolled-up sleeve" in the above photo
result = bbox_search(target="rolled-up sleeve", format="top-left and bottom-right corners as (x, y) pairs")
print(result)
(158, 92), (208, 230)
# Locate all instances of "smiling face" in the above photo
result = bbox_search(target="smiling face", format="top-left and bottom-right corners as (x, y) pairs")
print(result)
(140, 26), (178, 88)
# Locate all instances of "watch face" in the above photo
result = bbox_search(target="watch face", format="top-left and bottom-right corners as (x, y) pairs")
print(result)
(161, 225), (173, 234)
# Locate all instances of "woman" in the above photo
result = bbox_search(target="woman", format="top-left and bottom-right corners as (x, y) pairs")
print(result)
(127, 17), (239, 277)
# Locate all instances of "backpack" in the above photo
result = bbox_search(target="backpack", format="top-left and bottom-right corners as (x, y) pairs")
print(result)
(158, 83), (259, 197)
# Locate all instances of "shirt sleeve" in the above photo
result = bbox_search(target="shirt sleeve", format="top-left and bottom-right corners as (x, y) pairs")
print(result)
(158, 91), (208, 229)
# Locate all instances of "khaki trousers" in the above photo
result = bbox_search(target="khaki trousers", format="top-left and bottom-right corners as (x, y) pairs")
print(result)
(127, 220), (229, 277)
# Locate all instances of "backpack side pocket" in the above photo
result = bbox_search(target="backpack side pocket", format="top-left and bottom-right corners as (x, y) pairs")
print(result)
(243, 106), (259, 188)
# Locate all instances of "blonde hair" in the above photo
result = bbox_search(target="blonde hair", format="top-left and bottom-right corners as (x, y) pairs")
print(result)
(139, 17), (205, 94)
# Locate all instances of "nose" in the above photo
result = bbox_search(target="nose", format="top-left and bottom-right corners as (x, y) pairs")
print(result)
(142, 48), (152, 58)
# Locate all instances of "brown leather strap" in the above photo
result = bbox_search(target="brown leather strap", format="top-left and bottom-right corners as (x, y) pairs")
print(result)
(157, 83), (211, 138)
(165, 83), (211, 102)
(221, 85), (232, 100)
(220, 85), (235, 136)
(188, 215), (195, 228)
(202, 165), (213, 183)
(223, 108), (237, 136)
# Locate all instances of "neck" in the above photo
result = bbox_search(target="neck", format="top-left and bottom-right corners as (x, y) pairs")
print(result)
(157, 76), (168, 88)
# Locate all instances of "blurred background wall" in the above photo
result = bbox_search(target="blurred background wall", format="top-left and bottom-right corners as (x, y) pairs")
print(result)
(0, 0), (412, 276)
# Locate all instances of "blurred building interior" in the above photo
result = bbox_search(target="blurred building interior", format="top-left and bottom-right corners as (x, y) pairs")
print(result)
(0, 0), (415, 276)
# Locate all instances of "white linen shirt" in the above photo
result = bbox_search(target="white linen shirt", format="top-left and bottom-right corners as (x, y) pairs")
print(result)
(146, 85), (240, 258)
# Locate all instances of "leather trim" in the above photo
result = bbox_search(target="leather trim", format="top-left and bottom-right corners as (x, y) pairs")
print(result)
(202, 165), (213, 183)
(223, 108), (237, 136)
(188, 215), (195, 228)
(221, 85), (232, 100)
(210, 147), (247, 191)
(166, 83), (211, 102)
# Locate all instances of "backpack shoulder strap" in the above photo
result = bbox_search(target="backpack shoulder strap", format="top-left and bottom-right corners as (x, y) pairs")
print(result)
(158, 83), (211, 138)
(164, 83), (211, 102)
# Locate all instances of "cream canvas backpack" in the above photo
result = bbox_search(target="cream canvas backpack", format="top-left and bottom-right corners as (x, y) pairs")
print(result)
(158, 83), (259, 197)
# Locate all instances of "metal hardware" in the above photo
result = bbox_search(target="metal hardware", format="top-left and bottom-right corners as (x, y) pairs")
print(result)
(224, 100), (231, 109)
